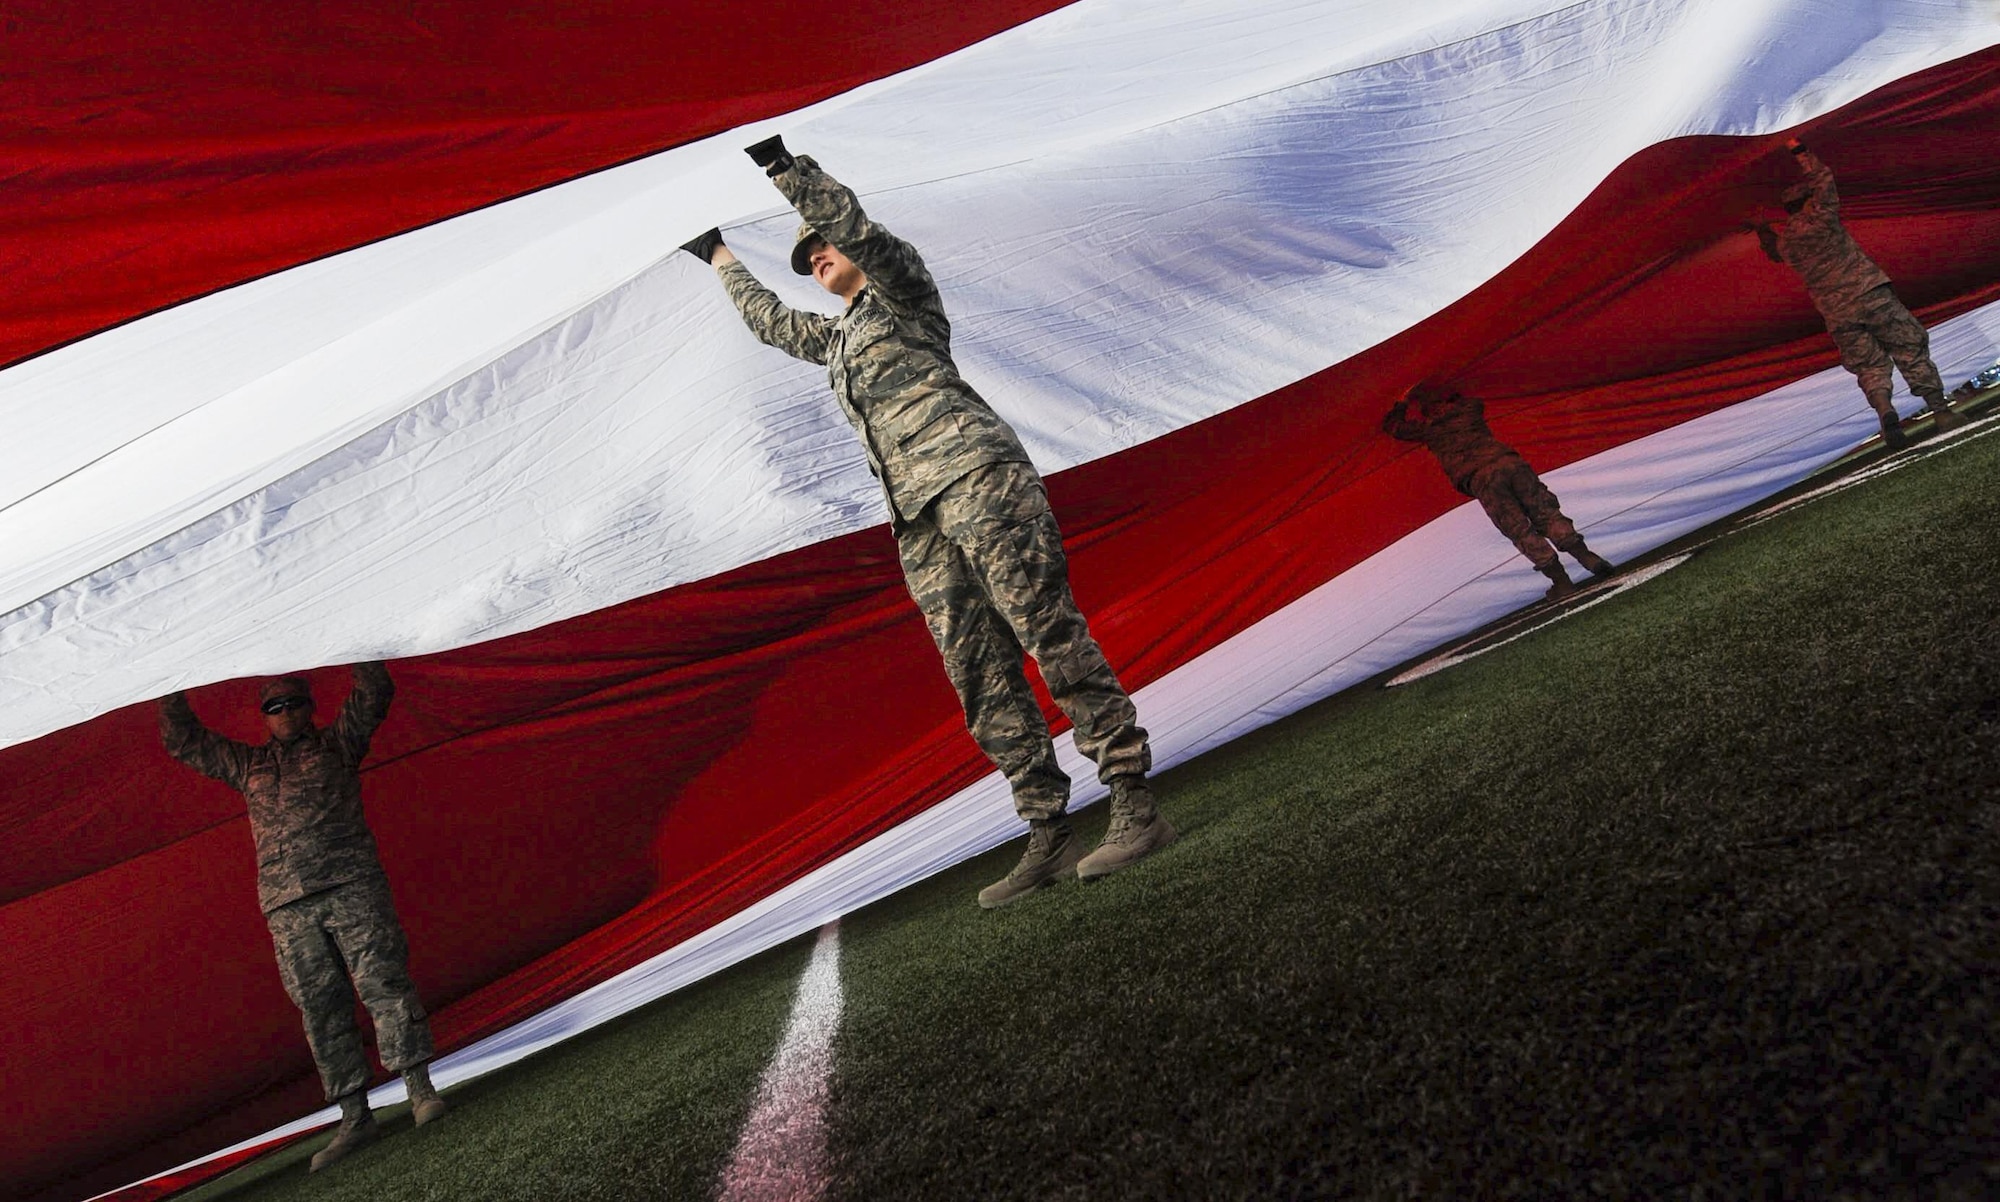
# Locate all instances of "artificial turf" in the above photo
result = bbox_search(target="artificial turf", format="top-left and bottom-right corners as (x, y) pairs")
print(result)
(824, 426), (2000, 1200)
(180, 935), (809, 1202)
(185, 423), (2000, 1200)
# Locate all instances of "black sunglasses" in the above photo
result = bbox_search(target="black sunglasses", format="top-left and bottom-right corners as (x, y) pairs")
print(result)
(261, 696), (312, 715)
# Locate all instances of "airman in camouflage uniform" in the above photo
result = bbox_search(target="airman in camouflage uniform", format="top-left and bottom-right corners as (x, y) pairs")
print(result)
(159, 663), (445, 1172)
(1751, 141), (1964, 449)
(680, 137), (1171, 908)
(1384, 383), (1615, 600)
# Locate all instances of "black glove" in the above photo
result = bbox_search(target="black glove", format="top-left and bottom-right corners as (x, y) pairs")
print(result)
(679, 227), (724, 264)
(1380, 401), (1407, 434)
(1752, 223), (1782, 264)
(744, 135), (795, 178)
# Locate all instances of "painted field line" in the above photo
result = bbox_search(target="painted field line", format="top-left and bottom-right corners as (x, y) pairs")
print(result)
(1385, 555), (1693, 686)
(717, 920), (845, 1202)
(1737, 408), (2000, 531)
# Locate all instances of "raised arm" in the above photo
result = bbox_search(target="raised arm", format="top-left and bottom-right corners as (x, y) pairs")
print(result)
(1381, 402), (1424, 442)
(159, 692), (252, 789)
(331, 660), (395, 764)
(1789, 144), (1839, 215)
(717, 258), (836, 364)
(680, 226), (835, 364)
(747, 139), (934, 305)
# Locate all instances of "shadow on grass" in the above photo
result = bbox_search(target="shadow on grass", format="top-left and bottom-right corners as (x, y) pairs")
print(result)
(827, 430), (2000, 1200)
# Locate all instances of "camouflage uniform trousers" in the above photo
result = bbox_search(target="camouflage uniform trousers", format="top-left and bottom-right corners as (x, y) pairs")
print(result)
(1826, 283), (1945, 414)
(897, 460), (1150, 820)
(265, 873), (434, 1101)
(1468, 457), (1585, 571)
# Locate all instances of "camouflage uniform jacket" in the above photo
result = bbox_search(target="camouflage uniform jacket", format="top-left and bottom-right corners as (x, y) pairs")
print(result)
(718, 156), (1030, 526)
(1775, 150), (1892, 325)
(1382, 391), (1521, 494)
(160, 662), (395, 913)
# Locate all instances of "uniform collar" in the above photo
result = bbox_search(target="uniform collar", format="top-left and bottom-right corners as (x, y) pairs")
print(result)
(268, 726), (321, 750)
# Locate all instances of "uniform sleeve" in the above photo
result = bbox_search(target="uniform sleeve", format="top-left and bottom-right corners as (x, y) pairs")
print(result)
(718, 260), (834, 364)
(159, 692), (251, 789)
(771, 156), (936, 306)
(331, 660), (395, 764)
(1794, 150), (1839, 215)
(1381, 402), (1423, 441)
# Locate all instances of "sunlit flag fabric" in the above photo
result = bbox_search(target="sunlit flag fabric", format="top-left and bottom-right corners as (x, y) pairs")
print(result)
(3, 1), (1999, 1197)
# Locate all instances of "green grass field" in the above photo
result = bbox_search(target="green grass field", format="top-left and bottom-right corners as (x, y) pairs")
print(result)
(194, 423), (2000, 1201)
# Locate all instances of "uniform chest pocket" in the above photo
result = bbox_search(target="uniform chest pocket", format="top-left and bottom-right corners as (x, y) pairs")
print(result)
(833, 313), (903, 395)
(842, 307), (896, 351)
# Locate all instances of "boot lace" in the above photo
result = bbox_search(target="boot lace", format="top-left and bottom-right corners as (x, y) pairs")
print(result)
(1009, 823), (1064, 881)
(1103, 806), (1138, 846)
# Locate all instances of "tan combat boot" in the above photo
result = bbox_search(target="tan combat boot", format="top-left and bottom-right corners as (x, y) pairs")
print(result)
(1923, 392), (1967, 432)
(1572, 548), (1615, 579)
(1876, 406), (1908, 450)
(1537, 561), (1577, 601)
(405, 1061), (448, 1127)
(1077, 776), (1177, 881)
(309, 1092), (378, 1172)
(978, 815), (1082, 909)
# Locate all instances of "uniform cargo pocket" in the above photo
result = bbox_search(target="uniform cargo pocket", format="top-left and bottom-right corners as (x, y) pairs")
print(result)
(895, 409), (967, 456)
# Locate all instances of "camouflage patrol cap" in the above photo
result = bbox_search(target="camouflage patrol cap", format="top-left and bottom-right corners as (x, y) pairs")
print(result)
(790, 221), (827, 276)
(1780, 180), (1812, 208)
(260, 676), (313, 705)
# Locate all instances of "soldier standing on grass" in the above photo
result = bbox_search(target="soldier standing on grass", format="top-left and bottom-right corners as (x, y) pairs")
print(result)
(159, 663), (445, 1172)
(1383, 382), (1616, 601)
(679, 136), (1172, 909)
(1749, 139), (1965, 450)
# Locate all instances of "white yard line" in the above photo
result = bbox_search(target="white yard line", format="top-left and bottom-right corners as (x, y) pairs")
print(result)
(1386, 555), (1693, 686)
(716, 921), (845, 1202)
(1737, 410), (2000, 530)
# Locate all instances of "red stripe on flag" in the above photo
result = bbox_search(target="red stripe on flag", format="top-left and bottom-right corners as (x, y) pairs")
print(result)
(0, 0), (1074, 370)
